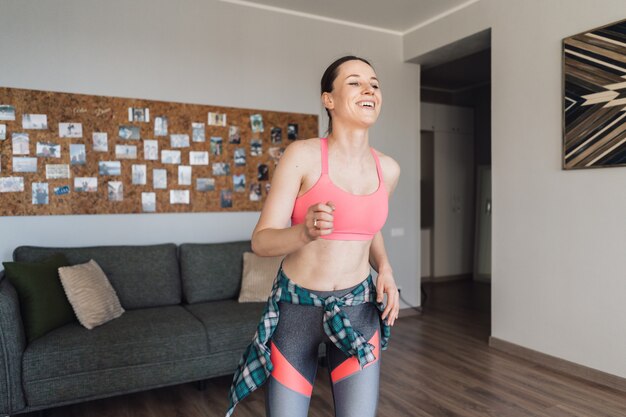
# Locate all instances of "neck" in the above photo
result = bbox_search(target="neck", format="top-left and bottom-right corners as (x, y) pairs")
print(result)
(326, 124), (370, 157)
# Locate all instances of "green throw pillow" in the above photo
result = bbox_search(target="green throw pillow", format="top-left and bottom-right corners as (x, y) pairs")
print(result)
(3, 253), (77, 343)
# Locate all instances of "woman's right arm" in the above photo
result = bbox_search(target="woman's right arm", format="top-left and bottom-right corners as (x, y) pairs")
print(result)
(251, 139), (334, 257)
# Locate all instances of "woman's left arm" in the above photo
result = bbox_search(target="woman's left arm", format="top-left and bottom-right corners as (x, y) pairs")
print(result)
(370, 231), (399, 326)
(370, 153), (401, 326)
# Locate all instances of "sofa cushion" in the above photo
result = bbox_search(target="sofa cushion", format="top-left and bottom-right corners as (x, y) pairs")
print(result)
(238, 252), (284, 302)
(22, 305), (208, 383)
(13, 244), (181, 309)
(179, 241), (251, 303)
(2, 253), (76, 343)
(23, 350), (242, 408)
(58, 260), (125, 329)
(184, 299), (265, 353)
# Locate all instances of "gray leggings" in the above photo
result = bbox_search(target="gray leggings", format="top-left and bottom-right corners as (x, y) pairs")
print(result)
(265, 281), (381, 417)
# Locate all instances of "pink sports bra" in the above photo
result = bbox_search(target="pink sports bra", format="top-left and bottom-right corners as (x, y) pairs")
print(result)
(291, 137), (388, 240)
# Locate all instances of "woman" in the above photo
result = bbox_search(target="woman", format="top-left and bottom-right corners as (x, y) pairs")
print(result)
(226, 55), (401, 417)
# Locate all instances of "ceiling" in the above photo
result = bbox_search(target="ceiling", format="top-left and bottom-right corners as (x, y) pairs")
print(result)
(219, 0), (478, 34)
(219, 0), (491, 91)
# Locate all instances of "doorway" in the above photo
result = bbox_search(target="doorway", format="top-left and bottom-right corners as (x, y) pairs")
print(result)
(418, 42), (492, 336)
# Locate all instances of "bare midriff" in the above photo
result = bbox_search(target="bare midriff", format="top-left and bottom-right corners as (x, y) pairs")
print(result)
(281, 239), (373, 291)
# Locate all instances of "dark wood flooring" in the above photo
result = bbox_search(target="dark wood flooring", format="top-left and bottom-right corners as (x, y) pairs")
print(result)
(27, 279), (626, 416)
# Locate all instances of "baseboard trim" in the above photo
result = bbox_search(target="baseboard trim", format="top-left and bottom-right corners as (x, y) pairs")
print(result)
(399, 306), (422, 318)
(489, 336), (626, 393)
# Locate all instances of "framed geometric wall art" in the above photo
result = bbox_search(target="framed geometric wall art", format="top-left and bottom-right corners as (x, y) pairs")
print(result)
(562, 17), (626, 169)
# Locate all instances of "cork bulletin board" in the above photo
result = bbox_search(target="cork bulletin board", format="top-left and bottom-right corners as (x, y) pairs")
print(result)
(0, 87), (318, 216)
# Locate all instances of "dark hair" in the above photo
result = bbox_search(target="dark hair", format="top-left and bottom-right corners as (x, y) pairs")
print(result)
(321, 55), (374, 135)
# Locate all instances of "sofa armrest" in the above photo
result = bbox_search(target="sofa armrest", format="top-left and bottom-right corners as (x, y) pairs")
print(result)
(0, 270), (26, 414)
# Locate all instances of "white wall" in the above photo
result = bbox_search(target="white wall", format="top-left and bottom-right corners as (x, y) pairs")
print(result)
(422, 103), (475, 280)
(406, 0), (626, 379)
(0, 0), (421, 308)
(434, 129), (474, 278)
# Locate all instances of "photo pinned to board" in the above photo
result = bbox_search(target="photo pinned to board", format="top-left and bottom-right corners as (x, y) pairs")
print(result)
(192, 123), (206, 142)
(271, 127), (282, 144)
(170, 189), (190, 204)
(250, 114), (264, 133)
(249, 182), (262, 201)
(228, 126), (241, 144)
(116, 144), (137, 159)
(70, 144), (86, 165)
(59, 122), (82, 138)
(99, 161), (121, 176)
(0, 105), (16, 121)
(108, 181), (123, 202)
(287, 123), (298, 140)
(132, 164), (147, 185)
(269, 147), (285, 165)
(46, 164), (70, 179)
(119, 125), (140, 140)
(257, 163), (269, 181)
(0, 124), (5, 140)
(161, 150), (181, 164)
(234, 148), (246, 166)
(74, 177), (98, 192)
(13, 157), (37, 173)
(153, 169), (167, 189)
(196, 177), (215, 191)
(93, 132), (108, 152)
(212, 162), (230, 176)
(12, 133), (29, 155)
(250, 139), (262, 156)
(210, 136), (223, 156)
(142, 192), (156, 212)
(32, 182), (49, 205)
(144, 140), (159, 160)
(208, 112), (227, 127)
(190, 151), (209, 165)
(36, 142), (61, 158)
(0, 177), (24, 192)
(154, 116), (168, 136)
(220, 189), (233, 208)
(178, 165), (192, 186)
(129, 107), (150, 123)
(171, 134), (190, 148)
(22, 114), (48, 130)
(53, 185), (70, 196)
(233, 174), (246, 192)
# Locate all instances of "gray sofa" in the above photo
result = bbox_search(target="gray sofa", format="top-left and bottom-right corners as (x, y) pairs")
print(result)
(0, 241), (266, 417)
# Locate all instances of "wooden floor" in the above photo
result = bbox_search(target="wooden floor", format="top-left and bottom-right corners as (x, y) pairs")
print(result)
(27, 279), (626, 417)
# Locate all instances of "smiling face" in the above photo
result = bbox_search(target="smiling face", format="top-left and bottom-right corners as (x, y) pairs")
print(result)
(322, 59), (382, 130)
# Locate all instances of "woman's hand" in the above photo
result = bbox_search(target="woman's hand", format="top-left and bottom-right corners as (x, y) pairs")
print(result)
(376, 267), (400, 326)
(302, 201), (336, 241)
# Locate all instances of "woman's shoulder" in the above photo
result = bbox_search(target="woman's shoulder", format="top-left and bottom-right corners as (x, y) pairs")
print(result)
(283, 137), (322, 159)
(373, 149), (400, 176)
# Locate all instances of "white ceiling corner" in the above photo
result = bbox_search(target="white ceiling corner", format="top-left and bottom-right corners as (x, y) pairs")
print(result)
(218, 0), (480, 35)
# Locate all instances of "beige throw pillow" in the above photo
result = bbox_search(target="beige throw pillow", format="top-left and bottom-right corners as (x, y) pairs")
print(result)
(238, 252), (284, 303)
(58, 260), (125, 330)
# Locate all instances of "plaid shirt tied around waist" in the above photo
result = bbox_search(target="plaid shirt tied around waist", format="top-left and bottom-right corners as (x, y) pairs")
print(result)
(225, 263), (391, 417)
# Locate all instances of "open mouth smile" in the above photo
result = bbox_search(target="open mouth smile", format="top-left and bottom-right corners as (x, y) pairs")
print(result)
(356, 100), (376, 110)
